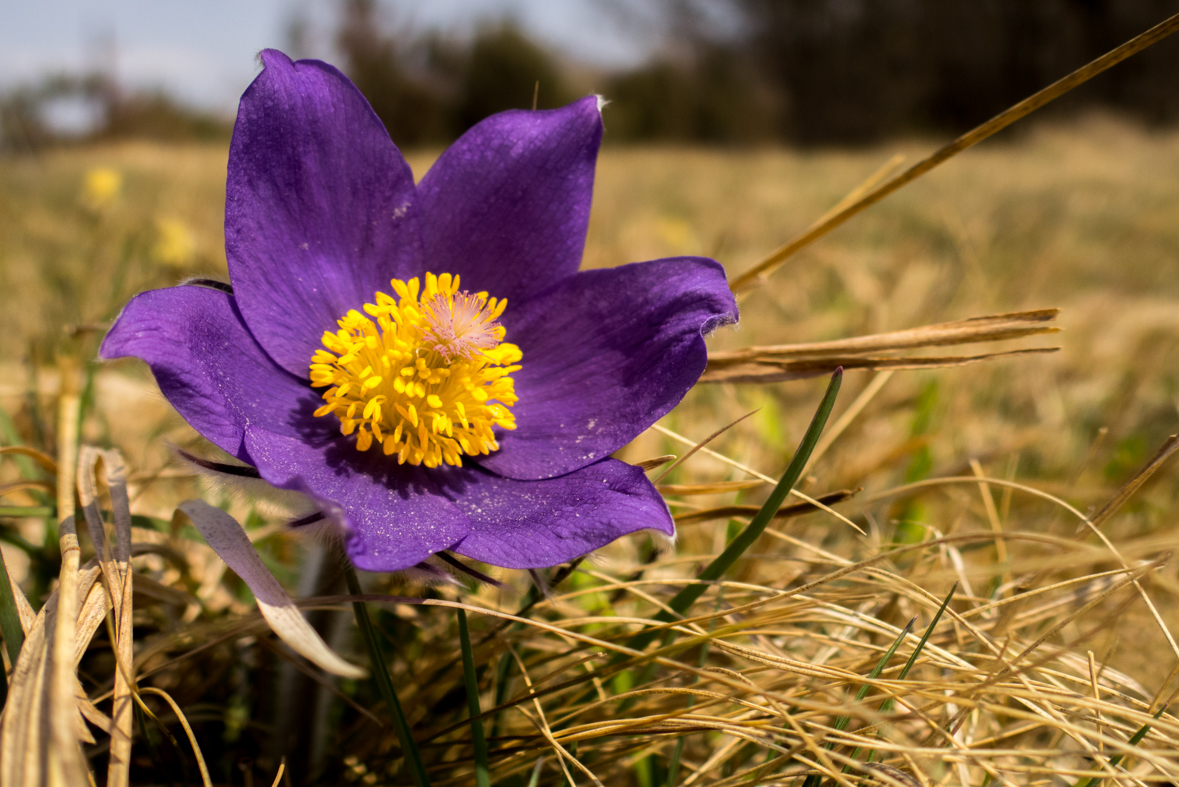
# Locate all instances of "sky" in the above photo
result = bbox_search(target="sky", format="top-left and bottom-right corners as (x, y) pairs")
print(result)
(0, 0), (655, 116)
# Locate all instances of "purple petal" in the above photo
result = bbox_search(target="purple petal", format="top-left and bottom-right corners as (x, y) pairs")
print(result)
(480, 257), (738, 480)
(226, 49), (421, 376)
(417, 96), (602, 304)
(243, 427), (470, 572)
(442, 459), (672, 569)
(99, 285), (315, 463)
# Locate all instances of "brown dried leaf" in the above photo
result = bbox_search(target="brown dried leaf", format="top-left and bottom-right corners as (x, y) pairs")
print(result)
(701, 347), (1058, 384)
(0, 554), (101, 787)
(77, 446), (136, 786)
(178, 500), (366, 679)
(704, 309), (1062, 385)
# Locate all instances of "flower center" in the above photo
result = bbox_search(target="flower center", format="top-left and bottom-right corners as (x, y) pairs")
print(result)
(310, 272), (521, 468)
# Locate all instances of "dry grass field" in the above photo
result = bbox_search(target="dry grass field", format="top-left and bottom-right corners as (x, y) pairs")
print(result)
(1, 114), (1179, 785)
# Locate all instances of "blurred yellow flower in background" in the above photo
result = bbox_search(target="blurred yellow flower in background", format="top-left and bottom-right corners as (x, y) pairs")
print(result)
(81, 167), (122, 211)
(655, 215), (700, 254)
(152, 216), (198, 267)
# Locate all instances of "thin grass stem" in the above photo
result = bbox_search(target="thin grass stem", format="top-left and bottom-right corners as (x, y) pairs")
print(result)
(345, 565), (431, 787)
(135, 687), (212, 787)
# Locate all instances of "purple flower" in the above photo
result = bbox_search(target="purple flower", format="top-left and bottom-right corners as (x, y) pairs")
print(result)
(100, 50), (738, 573)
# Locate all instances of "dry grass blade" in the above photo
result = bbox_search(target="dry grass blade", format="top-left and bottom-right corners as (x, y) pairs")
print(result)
(803, 370), (894, 475)
(269, 759), (286, 787)
(0, 446), (58, 477)
(73, 581), (112, 737)
(865, 475), (1091, 522)
(1087, 434), (1179, 532)
(703, 310), (1060, 383)
(730, 11), (1179, 292)
(653, 422), (863, 534)
(56, 361), (79, 529)
(653, 409), (760, 484)
(672, 490), (857, 528)
(177, 499), (366, 678)
(507, 646), (605, 787)
(78, 448), (136, 787)
(633, 454), (676, 471)
(658, 479), (767, 496)
(0, 480), (54, 498)
(50, 515), (88, 784)
(135, 687), (213, 787)
(701, 347), (1058, 384)
(812, 154), (907, 227)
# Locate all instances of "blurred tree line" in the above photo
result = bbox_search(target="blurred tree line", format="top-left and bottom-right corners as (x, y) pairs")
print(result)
(330, 0), (1179, 146)
(0, 72), (232, 152)
(4, 0), (1179, 152)
(735, 0), (1179, 144)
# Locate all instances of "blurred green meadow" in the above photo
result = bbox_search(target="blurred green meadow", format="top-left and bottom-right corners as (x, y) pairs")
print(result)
(3, 114), (1179, 784)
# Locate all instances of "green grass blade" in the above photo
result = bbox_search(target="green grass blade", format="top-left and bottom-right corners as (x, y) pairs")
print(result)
(594, 372), (841, 724)
(526, 756), (546, 787)
(345, 566), (431, 787)
(665, 739), (684, 787)
(607, 372), (842, 719)
(666, 598), (719, 786)
(0, 507), (55, 520)
(628, 369), (842, 653)
(0, 544), (24, 666)
(457, 608), (491, 787)
(1073, 706), (1165, 787)
(886, 583), (956, 705)
(490, 650), (513, 740)
(854, 583), (957, 767)
(805, 617), (913, 787)
(836, 616), (916, 732)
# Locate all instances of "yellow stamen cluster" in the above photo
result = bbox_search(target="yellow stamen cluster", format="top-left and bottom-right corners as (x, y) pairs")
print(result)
(310, 272), (521, 467)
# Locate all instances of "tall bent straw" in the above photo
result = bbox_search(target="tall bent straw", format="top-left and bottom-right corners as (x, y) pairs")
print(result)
(730, 11), (1179, 294)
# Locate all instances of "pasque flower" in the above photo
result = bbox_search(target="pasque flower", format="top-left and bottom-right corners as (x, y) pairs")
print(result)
(101, 50), (738, 572)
